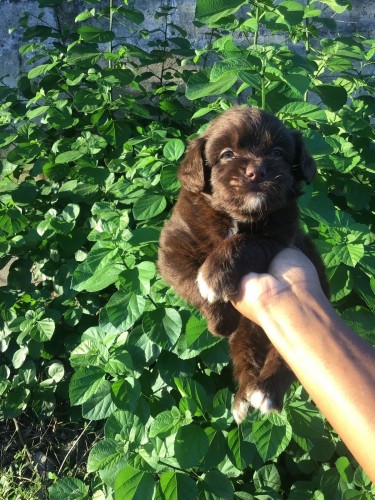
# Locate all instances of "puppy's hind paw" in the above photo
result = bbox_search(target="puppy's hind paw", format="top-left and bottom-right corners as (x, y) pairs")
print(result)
(197, 271), (220, 303)
(232, 388), (275, 424)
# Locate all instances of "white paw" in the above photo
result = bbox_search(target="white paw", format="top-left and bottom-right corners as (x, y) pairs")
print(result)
(233, 389), (274, 424)
(197, 271), (219, 303)
(249, 389), (274, 414)
(232, 399), (250, 425)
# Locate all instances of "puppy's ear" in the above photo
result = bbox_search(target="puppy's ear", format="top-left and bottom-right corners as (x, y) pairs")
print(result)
(178, 137), (207, 193)
(292, 131), (317, 184)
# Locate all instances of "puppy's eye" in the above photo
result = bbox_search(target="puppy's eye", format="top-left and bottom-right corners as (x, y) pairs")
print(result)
(220, 149), (235, 160)
(271, 148), (284, 158)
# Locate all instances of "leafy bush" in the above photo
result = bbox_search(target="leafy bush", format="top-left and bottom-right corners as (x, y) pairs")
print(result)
(0, 0), (374, 498)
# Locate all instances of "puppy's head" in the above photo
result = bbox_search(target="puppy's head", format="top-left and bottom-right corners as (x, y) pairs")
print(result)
(178, 107), (316, 221)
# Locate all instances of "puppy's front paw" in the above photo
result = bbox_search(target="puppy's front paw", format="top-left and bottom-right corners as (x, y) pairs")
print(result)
(197, 270), (221, 303)
(233, 387), (275, 424)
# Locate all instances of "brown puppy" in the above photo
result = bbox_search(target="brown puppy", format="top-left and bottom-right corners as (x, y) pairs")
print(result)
(158, 106), (328, 423)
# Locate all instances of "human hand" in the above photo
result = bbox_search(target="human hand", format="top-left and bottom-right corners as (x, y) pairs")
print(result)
(231, 247), (324, 325)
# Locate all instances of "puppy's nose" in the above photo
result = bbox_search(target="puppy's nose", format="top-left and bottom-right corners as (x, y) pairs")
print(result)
(245, 165), (266, 183)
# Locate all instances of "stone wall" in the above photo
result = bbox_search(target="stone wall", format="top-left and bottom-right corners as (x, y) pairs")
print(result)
(0, 0), (374, 86)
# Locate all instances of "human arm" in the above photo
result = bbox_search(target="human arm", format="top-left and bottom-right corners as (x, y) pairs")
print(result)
(231, 248), (375, 482)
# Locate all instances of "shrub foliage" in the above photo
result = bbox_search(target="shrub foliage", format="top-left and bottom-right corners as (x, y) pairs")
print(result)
(0, 0), (374, 498)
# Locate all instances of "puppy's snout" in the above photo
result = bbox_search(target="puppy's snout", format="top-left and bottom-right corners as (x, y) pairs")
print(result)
(245, 165), (267, 183)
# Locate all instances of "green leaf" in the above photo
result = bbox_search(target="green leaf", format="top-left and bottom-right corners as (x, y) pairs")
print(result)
(174, 377), (209, 416)
(253, 464), (281, 492)
(278, 102), (327, 122)
(81, 380), (116, 420)
(287, 400), (325, 440)
(29, 318), (55, 342)
(227, 427), (257, 470)
(105, 410), (146, 444)
(132, 194), (167, 221)
(77, 26), (115, 43)
(319, 0), (351, 13)
(195, 0), (248, 24)
(186, 69), (238, 100)
(163, 139), (185, 161)
(70, 339), (109, 368)
(72, 246), (124, 292)
(114, 466), (155, 500)
(69, 367), (105, 405)
(313, 84), (348, 111)
(322, 243), (364, 268)
(184, 315), (221, 354)
(98, 120), (132, 149)
(48, 478), (89, 500)
(198, 470), (234, 499)
(149, 407), (183, 438)
(174, 424), (209, 469)
(28, 62), (58, 79)
(111, 378), (141, 412)
(145, 308), (182, 349)
(12, 347), (28, 370)
(87, 438), (123, 473)
(55, 150), (85, 164)
(211, 57), (261, 81)
(26, 105), (50, 120)
(335, 456), (354, 484)
(250, 418), (292, 461)
(100, 291), (146, 333)
(159, 472), (198, 500)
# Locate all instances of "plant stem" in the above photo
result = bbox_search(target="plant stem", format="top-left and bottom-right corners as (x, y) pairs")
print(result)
(254, 5), (260, 46)
(109, 0), (114, 69)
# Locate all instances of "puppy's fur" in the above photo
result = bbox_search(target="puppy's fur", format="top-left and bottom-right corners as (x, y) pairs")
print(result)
(158, 107), (328, 423)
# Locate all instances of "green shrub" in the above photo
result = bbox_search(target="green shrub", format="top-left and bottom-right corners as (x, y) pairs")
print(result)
(0, 0), (374, 498)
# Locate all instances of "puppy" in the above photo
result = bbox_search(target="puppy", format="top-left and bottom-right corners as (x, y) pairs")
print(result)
(158, 106), (328, 423)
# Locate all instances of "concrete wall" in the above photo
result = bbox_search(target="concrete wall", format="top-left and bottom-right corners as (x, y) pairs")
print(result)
(1, 0), (374, 86)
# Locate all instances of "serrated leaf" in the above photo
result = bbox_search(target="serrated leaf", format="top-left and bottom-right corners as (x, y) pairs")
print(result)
(100, 291), (146, 333)
(26, 105), (49, 120)
(323, 243), (364, 268)
(29, 318), (55, 342)
(198, 470), (234, 499)
(195, 0), (247, 24)
(160, 471), (198, 500)
(77, 26), (115, 43)
(163, 139), (185, 161)
(28, 62), (58, 79)
(82, 380), (116, 420)
(87, 438), (123, 473)
(149, 407), (183, 438)
(105, 410), (145, 445)
(69, 367), (105, 405)
(211, 56), (261, 81)
(186, 69), (238, 100)
(55, 150), (85, 164)
(72, 246), (124, 292)
(114, 466), (155, 500)
(278, 102), (327, 122)
(253, 464), (281, 492)
(145, 308), (182, 349)
(227, 427), (257, 470)
(70, 339), (110, 368)
(174, 377), (209, 415)
(111, 378), (141, 412)
(133, 194), (167, 220)
(174, 424), (209, 469)
(48, 478), (88, 500)
(251, 419), (292, 461)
